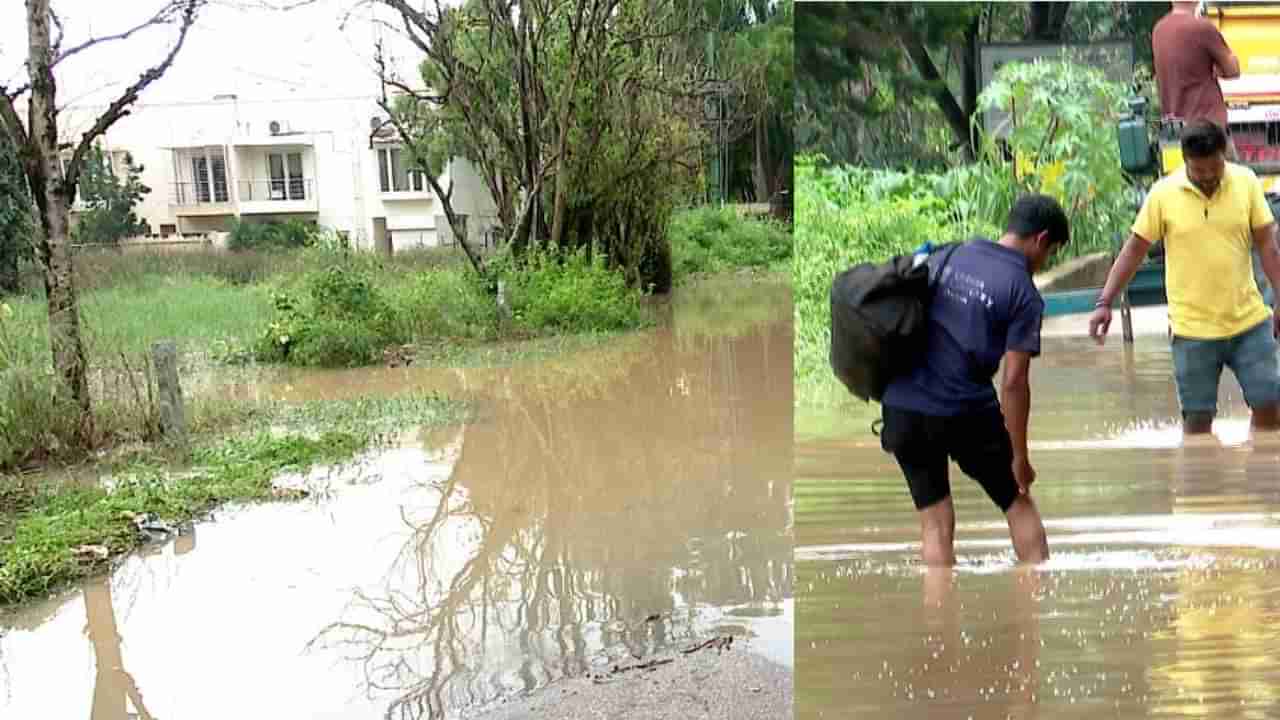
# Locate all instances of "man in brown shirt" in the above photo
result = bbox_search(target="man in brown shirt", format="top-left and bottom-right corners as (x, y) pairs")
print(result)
(1152, 1), (1240, 130)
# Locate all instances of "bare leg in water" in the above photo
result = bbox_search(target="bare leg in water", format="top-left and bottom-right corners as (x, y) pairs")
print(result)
(1006, 494), (1049, 564)
(919, 493), (1047, 567)
(918, 497), (957, 567)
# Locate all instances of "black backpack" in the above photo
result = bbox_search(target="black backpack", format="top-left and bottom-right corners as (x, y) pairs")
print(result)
(829, 242), (961, 402)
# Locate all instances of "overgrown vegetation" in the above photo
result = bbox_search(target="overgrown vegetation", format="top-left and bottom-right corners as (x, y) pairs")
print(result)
(227, 218), (326, 252)
(797, 1), (1164, 168)
(254, 246), (650, 367)
(668, 206), (793, 279)
(378, 0), (757, 293)
(72, 147), (151, 246)
(0, 248), (439, 470)
(0, 392), (468, 605)
(496, 248), (648, 334)
(256, 265), (406, 367)
(0, 132), (33, 295)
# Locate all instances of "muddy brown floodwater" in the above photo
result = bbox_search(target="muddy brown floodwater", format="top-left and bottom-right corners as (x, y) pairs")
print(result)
(0, 277), (793, 719)
(797, 307), (1280, 720)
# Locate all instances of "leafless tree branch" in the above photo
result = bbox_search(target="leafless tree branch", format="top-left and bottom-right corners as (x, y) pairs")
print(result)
(49, 7), (66, 57)
(0, 92), (29, 153)
(380, 0), (440, 37)
(65, 0), (201, 191)
(208, 0), (323, 9)
(371, 40), (489, 277)
(51, 4), (182, 71)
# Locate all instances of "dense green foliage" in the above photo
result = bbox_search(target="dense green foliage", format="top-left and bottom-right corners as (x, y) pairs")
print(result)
(72, 148), (151, 246)
(797, 1), (1166, 168)
(669, 206), (793, 278)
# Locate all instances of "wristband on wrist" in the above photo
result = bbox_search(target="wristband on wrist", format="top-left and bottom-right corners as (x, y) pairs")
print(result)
(1095, 296), (1111, 308)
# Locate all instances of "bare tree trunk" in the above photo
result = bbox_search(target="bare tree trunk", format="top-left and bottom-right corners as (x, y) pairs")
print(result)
(1027, 1), (1071, 42)
(960, 16), (980, 159)
(901, 35), (971, 161)
(548, 84), (578, 250)
(27, 0), (91, 422)
(548, 1), (588, 250)
(3, 0), (201, 432)
(514, 9), (540, 255)
(36, 194), (91, 416)
(548, 73), (580, 248)
(752, 112), (771, 201)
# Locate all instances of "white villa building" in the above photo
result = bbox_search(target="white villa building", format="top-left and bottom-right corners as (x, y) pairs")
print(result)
(61, 93), (500, 253)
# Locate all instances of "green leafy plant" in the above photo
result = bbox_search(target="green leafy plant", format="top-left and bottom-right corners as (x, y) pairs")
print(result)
(73, 147), (151, 245)
(0, 132), (34, 295)
(254, 265), (408, 367)
(668, 206), (793, 278)
(227, 218), (321, 252)
(974, 58), (1131, 258)
(502, 246), (649, 334)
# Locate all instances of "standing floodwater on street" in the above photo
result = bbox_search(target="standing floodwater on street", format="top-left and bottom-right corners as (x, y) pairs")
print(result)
(798, 315), (1280, 719)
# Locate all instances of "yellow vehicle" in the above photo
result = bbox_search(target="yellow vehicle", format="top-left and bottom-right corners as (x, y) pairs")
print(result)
(1157, 1), (1280, 193)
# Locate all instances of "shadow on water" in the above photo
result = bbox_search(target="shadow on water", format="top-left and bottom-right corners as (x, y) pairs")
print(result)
(796, 320), (1280, 719)
(0, 277), (794, 719)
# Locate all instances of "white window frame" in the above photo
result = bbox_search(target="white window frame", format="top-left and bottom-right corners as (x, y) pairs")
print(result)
(267, 151), (306, 200)
(185, 147), (229, 204)
(377, 146), (428, 193)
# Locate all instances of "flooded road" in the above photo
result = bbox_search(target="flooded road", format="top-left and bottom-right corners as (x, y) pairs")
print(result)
(797, 313), (1280, 719)
(0, 277), (793, 719)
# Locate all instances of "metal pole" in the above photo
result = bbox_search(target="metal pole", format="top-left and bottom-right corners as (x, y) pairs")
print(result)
(1121, 289), (1134, 343)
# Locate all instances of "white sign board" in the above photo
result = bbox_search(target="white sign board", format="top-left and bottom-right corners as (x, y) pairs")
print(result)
(978, 40), (1135, 137)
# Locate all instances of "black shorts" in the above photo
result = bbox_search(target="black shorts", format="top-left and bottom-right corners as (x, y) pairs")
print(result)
(879, 405), (1020, 513)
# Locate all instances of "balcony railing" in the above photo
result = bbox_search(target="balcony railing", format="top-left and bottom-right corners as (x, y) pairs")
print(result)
(171, 181), (230, 206)
(238, 178), (313, 202)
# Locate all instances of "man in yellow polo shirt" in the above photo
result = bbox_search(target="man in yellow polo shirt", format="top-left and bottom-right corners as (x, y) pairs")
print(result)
(1089, 120), (1280, 434)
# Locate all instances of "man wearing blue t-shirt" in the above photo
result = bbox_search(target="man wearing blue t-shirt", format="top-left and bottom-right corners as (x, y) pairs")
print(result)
(880, 194), (1069, 567)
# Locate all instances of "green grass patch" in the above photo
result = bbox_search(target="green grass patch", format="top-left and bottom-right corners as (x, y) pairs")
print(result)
(267, 393), (470, 435)
(501, 247), (650, 334)
(15, 245), (465, 295)
(0, 392), (468, 606)
(4, 276), (272, 361)
(669, 206), (793, 280)
(411, 332), (628, 368)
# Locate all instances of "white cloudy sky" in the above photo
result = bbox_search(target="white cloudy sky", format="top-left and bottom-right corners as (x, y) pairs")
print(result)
(0, 0), (428, 108)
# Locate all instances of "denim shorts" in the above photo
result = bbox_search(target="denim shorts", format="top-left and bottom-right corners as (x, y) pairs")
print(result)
(1171, 319), (1280, 416)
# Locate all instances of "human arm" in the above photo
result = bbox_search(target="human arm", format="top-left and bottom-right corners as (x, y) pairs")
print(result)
(1089, 233), (1155, 344)
(1205, 24), (1241, 78)
(1002, 287), (1043, 492)
(1001, 350), (1035, 492)
(1091, 189), (1163, 344)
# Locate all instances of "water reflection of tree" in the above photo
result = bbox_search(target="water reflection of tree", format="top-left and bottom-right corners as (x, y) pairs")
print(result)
(313, 314), (793, 719)
(83, 528), (195, 719)
(85, 574), (155, 720)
